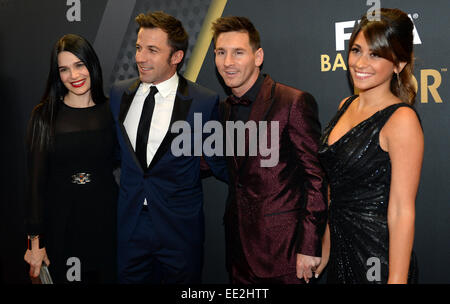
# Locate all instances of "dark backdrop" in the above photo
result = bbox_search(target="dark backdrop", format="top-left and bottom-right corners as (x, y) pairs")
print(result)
(1, 0), (448, 284)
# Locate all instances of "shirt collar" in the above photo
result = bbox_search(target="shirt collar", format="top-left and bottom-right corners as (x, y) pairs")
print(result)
(238, 73), (264, 104)
(139, 73), (179, 98)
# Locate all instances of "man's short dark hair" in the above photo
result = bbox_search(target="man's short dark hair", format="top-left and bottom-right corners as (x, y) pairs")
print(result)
(135, 11), (189, 70)
(211, 16), (261, 51)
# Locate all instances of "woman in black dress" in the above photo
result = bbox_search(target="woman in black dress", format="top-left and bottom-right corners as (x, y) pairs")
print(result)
(315, 9), (423, 283)
(23, 34), (118, 283)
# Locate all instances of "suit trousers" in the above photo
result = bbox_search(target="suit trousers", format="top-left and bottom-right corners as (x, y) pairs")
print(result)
(118, 206), (202, 284)
(229, 220), (304, 284)
(231, 258), (304, 284)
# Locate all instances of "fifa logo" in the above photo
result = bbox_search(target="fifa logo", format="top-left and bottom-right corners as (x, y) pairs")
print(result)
(319, 8), (447, 104)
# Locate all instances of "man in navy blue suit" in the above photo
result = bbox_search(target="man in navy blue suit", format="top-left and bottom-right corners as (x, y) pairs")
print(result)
(109, 11), (227, 284)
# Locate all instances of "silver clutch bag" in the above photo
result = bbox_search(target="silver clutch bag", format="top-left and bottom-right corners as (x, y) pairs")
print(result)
(31, 262), (53, 284)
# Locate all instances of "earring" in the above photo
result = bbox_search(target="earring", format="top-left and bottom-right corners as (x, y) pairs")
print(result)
(396, 72), (401, 87)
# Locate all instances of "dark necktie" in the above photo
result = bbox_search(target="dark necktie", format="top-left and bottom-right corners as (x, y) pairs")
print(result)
(226, 95), (251, 106)
(136, 85), (158, 170)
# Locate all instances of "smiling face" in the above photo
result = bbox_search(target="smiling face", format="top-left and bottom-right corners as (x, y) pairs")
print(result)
(348, 31), (400, 93)
(135, 27), (183, 85)
(214, 31), (263, 97)
(58, 51), (91, 97)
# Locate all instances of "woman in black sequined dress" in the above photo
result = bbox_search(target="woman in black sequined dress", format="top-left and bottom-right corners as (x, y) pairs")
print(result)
(23, 34), (118, 283)
(315, 9), (423, 284)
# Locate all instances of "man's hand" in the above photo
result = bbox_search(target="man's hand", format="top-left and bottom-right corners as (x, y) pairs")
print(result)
(296, 253), (321, 283)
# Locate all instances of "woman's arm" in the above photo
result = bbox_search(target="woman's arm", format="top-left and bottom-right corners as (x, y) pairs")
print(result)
(23, 109), (51, 278)
(315, 186), (331, 278)
(381, 107), (424, 284)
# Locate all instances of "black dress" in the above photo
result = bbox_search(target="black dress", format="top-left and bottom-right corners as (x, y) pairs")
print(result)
(26, 100), (118, 283)
(318, 96), (418, 284)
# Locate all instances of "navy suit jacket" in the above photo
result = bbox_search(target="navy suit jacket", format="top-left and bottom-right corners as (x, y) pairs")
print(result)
(110, 75), (228, 251)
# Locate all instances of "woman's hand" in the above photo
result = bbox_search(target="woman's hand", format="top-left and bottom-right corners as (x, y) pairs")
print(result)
(314, 222), (330, 278)
(314, 248), (329, 278)
(24, 238), (50, 278)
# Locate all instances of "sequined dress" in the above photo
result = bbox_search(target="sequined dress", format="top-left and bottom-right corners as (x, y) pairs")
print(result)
(318, 96), (417, 284)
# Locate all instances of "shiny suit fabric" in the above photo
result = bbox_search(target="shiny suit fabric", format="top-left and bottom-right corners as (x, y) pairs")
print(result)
(221, 75), (327, 279)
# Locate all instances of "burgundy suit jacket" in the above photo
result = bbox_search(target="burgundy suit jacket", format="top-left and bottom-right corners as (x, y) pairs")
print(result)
(222, 75), (327, 278)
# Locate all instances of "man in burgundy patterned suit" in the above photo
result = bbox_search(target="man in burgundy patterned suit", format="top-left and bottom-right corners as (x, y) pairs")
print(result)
(212, 16), (327, 284)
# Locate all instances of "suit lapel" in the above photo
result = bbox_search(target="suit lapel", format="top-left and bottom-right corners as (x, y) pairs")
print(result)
(238, 75), (277, 173)
(119, 78), (141, 123)
(147, 76), (192, 171)
(119, 78), (143, 171)
(247, 75), (276, 127)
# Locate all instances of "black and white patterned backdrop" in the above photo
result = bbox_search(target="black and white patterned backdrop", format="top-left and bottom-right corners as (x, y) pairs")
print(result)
(109, 0), (211, 87)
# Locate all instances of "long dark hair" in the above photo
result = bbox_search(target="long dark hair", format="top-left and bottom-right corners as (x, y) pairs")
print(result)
(27, 34), (106, 152)
(348, 8), (416, 105)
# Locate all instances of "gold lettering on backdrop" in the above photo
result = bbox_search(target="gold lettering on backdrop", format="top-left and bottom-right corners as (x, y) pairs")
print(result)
(332, 53), (347, 71)
(321, 53), (347, 72)
(419, 69), (443, 103)
(321, 54), (331, 72)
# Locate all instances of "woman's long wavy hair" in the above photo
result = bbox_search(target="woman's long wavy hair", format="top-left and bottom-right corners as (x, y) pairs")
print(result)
(27, 34), (106, 152)
(348, 8), (416, 105)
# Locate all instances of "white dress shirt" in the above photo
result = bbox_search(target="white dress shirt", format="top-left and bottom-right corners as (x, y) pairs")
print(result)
(124, 73), (179, 205)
